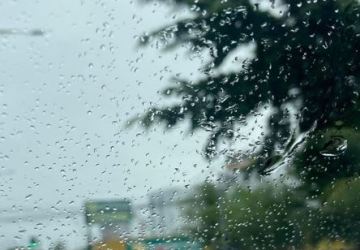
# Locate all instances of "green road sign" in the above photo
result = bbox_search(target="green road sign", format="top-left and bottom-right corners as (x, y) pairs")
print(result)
(84, 199), (132, 225)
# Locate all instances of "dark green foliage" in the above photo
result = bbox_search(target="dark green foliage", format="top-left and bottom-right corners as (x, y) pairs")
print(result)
(293, 126), (360, 195)
(134, 0), (360, 172)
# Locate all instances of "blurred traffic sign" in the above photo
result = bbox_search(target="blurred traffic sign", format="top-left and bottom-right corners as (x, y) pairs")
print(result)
(84, 199), (132, 225)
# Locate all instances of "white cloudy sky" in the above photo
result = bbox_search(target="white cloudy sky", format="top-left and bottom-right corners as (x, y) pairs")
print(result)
(0, 0), (261, 249)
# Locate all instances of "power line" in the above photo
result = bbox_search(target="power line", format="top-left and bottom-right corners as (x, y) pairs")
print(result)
(0, 209), (82, 223)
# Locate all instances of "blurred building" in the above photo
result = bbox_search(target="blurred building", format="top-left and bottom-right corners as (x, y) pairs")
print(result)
(128, 187), (188, 239)
(147, 187), (187, 237)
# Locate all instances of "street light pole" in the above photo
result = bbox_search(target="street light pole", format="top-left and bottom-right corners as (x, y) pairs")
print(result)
(0, 28), (45, 36)
(86, 226), (93, 250)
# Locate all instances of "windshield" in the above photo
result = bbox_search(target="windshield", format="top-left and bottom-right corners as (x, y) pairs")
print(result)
(1, 1), (360, 250)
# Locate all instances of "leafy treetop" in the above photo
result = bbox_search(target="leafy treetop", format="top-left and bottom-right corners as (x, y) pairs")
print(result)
(134, 0), (360, 174)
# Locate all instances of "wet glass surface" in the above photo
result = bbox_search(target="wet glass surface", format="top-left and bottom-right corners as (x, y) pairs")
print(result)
(1, 0), (360, 249)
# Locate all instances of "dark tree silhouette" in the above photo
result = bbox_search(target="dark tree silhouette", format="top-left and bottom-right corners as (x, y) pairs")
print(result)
(134, 0), (360, 178)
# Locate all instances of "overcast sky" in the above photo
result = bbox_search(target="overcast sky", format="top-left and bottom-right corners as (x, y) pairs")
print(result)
(0, 0), (260, 248)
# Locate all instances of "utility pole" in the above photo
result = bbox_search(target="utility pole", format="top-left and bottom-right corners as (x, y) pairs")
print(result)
(86, 226), (93, 250)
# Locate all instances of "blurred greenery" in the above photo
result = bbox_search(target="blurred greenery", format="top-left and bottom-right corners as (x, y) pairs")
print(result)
(185, 180), (360, 249)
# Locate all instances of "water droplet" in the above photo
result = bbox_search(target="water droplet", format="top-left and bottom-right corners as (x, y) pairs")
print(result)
(320, 136), (348, 157)
(25, 194), (32, 199)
